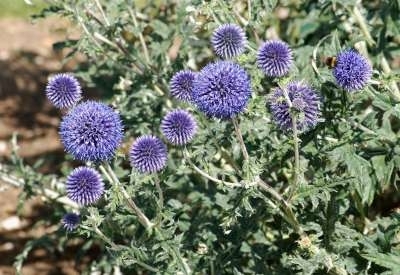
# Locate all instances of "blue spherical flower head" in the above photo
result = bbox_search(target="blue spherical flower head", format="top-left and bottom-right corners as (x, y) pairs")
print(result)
(66, 167), (104, 206)
(161, 109), (197, 145)
(60, 101), (123, 162)
(333, 49), (372, 91)
(170, 70), (196, 102)
(192, 61), (251, 119)
(130, 135), (168, 174)
(62, 213), (80, 231)
(211, 23), (247, 59)
(46, 73), (82, 109)
(269, 81), (320, 132)
(257, 40), (293, 77)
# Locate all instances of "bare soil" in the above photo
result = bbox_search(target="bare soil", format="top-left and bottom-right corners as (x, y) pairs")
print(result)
(0, 17), (94, 275)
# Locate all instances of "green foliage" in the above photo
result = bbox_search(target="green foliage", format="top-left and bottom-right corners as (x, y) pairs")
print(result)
(2, 0), (400, 274)
(0, 0), (47, 18)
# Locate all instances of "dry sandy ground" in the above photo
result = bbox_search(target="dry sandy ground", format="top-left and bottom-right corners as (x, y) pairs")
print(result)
(0, 16), (92, 275)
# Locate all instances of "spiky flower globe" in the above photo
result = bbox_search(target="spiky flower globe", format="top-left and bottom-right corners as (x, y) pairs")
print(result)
(66, 167), (104, 206)
(62, 213), (80, 231)
(211, 23), (247, 59)
(60, 101), (123, 162)
(170, 70), (196, 102)
(269, 81), (320, 132)
(46, 73), (82, 109)
(333, 49), (372, 91)
(192, 61), (251, 119)
(257, 40), (293, 77)
(130, 136), (168, 174)
(161, 109), (197, 145)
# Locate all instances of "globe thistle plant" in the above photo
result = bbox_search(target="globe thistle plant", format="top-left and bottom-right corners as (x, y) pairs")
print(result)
(46, 73), (82, 109)
(62, 213), (80, 231)
(257, 40), (293, 77)
(60, 101), (123, 162)
(66, 167), (104, 206)
(130, 135), (168, 174)
(192, 61), (251, 119)
(170, 70), (196, 102)
(211, 23), (247, 59)
(332, 49), (372, 91)
(161, 109), (197, 145)
(269, 81), (320, 132)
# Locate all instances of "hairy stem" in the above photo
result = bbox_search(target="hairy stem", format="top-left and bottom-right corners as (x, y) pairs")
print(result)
(351, 6), (375, 46)
(247, 0), (251, 20)
(93, 226), (118, 250)
(154, 176), (164, 210)
(183, 148), (241, 188)
(257, 178), (302, 234)
(100, 163), (154, 229)
(127, 4), (151, 63)
(183, 147), (302, 233)
(94, 0), (110, 26)
(93, 226), (159, 272)
(0, 170), (79, 209)
(232, 117), (249, 161)
(101, 164), (189, 273)
(351, 5), (400, 101)
(155, 228), (191, 275)
(75, 7), (102, 48)
(292, 115), (300, 190)
(74, 6), (143, 75)
(380, 56), (400, 101)
(280, 84), (301, 194)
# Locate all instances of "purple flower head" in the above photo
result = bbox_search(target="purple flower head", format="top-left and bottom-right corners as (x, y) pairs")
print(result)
(211, 23), (247, 59)
(333, 49), (372, 91)
(46, 73), (82, 109)
(66, 167), (104, 206)
(161, 109), (197, 145)
(62, 213), (80, 231)
(269, 81), (320, 132)
(60, 101), (123, 162)
(257, 40), (293, 77)
(192, 61), (251, 119)
(170, 70), (196, 102)
(130, 135), (168, 174)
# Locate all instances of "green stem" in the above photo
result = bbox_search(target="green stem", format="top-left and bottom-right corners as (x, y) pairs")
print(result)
(93, 226), (159, 272)
(155, 228), (191, 275)
(247, 0), (251, 20)
(94, 0), (110, 26)
(279, 84), (301, 195)
(75, 7), (102, 48)
(101, 164), (188, 273)
(292, 115), (300, 190)
(232, 117), (249, 161)
(380, 56), (400, 101)
(232, 117), (254, 185)
(93, 226), (118, 250)
(0, 170), (79, 209)
(257, 178), (302, 234)
(75, 6), (143, 75)
(127, 4), (151, 63)
(351, 6), (375, 46)
(100, 163), (154, 229)
(351, 5), (400, 101)
(183, 148), (241, 188)
(183, 146), (301, 233)
(154, 177), (163, 209)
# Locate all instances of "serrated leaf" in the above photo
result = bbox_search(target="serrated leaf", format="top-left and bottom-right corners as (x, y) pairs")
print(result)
(215, 192), (232, 210)
(372, 93), (393, 111)
(361, 252), (400, 271)
(344, 152), (375, 205)
(371, 155), (394, 190)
